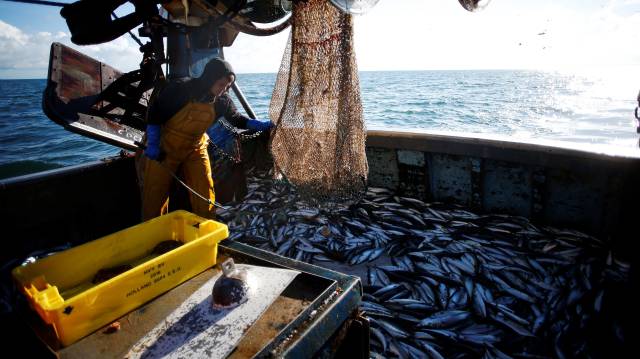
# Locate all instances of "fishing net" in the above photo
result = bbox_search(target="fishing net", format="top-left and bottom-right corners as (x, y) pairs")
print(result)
(269, 0), (368, 202)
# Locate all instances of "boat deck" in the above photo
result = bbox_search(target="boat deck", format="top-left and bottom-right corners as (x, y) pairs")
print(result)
(219, 170), (632, 358)
(0, 135), (636, 357)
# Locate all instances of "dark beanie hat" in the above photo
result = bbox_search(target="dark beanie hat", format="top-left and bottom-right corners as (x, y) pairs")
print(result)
(192, 58), (235, 95)
(202, 58), (235, 81)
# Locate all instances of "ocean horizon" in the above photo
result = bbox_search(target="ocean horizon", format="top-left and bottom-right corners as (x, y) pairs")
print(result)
(1, 69), (639, 179)
(3, 66), (639, 80)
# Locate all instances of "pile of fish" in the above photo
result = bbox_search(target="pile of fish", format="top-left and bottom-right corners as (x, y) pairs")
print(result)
(217, 171), (630, 358)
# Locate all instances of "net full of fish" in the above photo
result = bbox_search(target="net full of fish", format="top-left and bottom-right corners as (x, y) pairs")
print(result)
(217, 169), (630, 358)
(269, 0), (368, 202)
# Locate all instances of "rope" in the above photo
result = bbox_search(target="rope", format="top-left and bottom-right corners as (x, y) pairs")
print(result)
(1, 0), (67, 7)
(155, 158), (292, 218)
(111, 11), (144, 47)
(154, 159), (229, 211)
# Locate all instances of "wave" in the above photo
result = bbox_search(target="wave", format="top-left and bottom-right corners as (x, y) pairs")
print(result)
(0, 160), (63, 180)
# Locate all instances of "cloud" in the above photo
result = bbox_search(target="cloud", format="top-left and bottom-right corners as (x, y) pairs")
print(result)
(2, 0), (639, 77)
(224, 29), (290, 74)
(0, 20), (57, 70)
(0, 19), (141, 78)
(352, 0), (640, 70)
(78, 36), (142, 72)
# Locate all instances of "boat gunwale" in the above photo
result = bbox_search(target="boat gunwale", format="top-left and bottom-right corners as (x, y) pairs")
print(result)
(367, 128), (640, 163)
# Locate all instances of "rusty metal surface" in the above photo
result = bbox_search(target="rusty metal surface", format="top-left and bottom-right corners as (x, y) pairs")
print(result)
(365, 147), (399, 189)
(49, 44), (62, 91)
(280, 273), (362, 358)
(220, 242), (362, 358)
(57, 44), (102, 103)
(430, 153), (473, 205)
(100, 63), (120, 91)
(43, 42), (144, 151)
(97, 63), (125, 116)
(482, 160), (532, 216)
(75, 113), (143, 145)
(228, 278), (320, 358)
(396, 150), (428, 199)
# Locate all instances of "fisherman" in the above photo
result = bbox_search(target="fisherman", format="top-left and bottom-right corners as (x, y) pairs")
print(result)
(207, 92), (273, 203)
(141, 58), (235, 220)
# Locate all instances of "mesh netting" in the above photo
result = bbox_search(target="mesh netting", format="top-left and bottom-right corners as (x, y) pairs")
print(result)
(269, 0), (368, 202)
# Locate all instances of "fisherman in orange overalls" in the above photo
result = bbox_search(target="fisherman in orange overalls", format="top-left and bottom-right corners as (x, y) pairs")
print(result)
(141, 58), (235, 220)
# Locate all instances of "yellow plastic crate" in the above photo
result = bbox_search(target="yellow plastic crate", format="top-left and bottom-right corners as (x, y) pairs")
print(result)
(12, 210), (228, 347)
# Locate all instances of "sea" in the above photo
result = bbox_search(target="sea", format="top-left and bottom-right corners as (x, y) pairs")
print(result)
(1, 69), (639, 180)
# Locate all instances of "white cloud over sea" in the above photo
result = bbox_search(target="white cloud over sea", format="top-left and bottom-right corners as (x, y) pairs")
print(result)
(0, 19), (140, 79)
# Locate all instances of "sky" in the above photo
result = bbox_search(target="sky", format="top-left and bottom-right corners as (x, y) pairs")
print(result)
(0, 0), (639, 78)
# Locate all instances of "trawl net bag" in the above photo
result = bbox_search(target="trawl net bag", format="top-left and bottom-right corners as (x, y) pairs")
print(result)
(269, 0), (368, 202)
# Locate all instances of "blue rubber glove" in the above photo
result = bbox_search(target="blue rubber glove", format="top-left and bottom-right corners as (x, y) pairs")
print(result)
(246, 118), (273, 132)
(207, 121), (233, 149)
(144, 124), (161, 161)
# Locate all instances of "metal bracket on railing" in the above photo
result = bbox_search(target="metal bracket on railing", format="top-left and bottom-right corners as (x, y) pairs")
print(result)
(636, 90), (640, 133)
(635, 90), (640, 147)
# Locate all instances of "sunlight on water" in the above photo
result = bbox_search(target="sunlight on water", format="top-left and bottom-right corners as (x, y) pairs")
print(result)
(360, 68), (640, 151)
(528, 66), (640, 148)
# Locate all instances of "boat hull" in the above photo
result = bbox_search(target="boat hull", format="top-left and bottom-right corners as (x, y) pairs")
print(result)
(366, 129), (640, 252)
(2, 129), (639, 259)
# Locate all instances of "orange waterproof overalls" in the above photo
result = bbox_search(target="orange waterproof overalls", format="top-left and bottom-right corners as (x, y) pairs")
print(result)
(142, 101), (216, 220)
